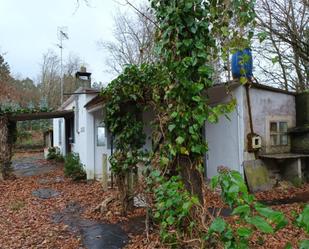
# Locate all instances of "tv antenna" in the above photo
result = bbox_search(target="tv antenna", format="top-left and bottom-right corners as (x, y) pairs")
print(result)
(57, 26), (69, 105)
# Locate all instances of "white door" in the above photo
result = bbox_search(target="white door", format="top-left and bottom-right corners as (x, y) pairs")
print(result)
(94, 111), (109, 179)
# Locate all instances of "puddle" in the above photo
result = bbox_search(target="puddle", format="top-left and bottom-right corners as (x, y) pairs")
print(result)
(52, 202), (129, 249)
(13, 157), (57, 177)
(32, 188), (61, 199)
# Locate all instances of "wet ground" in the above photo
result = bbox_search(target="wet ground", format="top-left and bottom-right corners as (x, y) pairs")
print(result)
(8, 151), (144, 249)
(52, 202), (129, 249)
(12, 152), (57, 177)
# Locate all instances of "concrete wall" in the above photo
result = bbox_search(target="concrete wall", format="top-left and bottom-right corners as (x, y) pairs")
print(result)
(243, 87), (296, 158)
(53, 92), (98, 175)
(53, 118), (66, 154)
(205, 85), (245, 178)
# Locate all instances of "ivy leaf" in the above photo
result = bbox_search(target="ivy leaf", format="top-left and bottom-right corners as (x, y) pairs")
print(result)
(180, 147), (189, 155)
(166, 215), (175, 225)
(237, 227), (252, 238)
(192, 96), (201, 102)
(258, 31), (267, 43)
(271, 56), (279, 64)
(171, 112), (178, 118)
(191, 145), (203, 154)
(160, 157), (169, 166)
(255, 204), (287, 230)
(182, 201), (192, 211)
(299, 240), (309, 249)
(220, 26), (229, 36)
(240, 77), (248, 84)
(232, 204), (250, 216)
(168, 124), (176, 132)
(296, 204), (309, 233)
(246, 216), (274, 234)
(176, 136), (185, 145)
(198, 65), (212, 76)
(209, 218), (226, 234)
(210, 175), (219, 189)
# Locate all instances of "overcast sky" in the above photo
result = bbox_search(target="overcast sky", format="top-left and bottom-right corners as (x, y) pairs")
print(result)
(0, 0), (142, 85)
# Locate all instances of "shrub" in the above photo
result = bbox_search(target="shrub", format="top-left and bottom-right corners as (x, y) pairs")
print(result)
(64, 153), (86, 181)
(47, 147), (64, 162)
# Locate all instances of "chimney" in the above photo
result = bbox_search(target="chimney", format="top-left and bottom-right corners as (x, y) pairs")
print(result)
(75, 66), (91, 88)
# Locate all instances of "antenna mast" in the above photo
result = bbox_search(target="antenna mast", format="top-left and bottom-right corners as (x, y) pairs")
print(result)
(57, 26), (69, 105)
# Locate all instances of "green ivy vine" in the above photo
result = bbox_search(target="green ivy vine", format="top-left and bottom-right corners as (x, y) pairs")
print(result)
(99, 0), (308, 248)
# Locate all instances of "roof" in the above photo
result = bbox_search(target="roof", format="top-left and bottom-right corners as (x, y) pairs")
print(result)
(83, 80), (295, 110)
(7, 110), (74, 121)
(60, 87), (100, 110)
(84, 95), (105, 109)
(212, 80), (296, 96)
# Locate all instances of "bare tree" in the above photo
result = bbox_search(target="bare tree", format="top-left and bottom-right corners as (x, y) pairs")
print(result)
(38, 50), (61, 109)
(37, 50), (85, 109)
(254, 0), (309, 92)
(98, 2), (156, 75)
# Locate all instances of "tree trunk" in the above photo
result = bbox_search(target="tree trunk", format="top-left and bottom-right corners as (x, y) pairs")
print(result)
(178, 155), (204, 205)
(0, 116), (14, 180)
(117, 171), (135, 216)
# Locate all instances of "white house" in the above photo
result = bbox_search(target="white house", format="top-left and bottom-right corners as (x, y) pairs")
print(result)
(53, 87), (107, 179)
(53, 86), (153, 180)
(53, 80), (308, 190)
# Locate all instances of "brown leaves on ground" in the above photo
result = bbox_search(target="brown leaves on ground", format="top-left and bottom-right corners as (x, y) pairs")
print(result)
(1, 152), (308, 249)
(0, 153), (117, 249)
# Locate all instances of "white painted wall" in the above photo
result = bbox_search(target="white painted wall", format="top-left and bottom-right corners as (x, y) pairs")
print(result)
(53, 89), (99, 178)
(205, 86), (244, 178)
(53, 118), (66, 154)
(243, 87), (296, 158)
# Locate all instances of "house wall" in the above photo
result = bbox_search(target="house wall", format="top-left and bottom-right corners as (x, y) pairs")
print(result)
(243, 87), (296, 160)
(53, 92), (98, 174)
(71, 93), (97, 169)
(53, 118), (66, 154)
(205, 86), (245, 178)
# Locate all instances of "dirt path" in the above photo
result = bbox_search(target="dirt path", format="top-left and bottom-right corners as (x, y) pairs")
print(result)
(0, 152), (140, 249)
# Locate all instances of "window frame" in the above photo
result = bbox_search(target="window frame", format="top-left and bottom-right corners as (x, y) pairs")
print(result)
(97, 125), (106, 147)
(269, 121), (288, 147)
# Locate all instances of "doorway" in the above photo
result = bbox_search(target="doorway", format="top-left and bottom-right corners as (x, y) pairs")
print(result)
(93, 110), (109, 179)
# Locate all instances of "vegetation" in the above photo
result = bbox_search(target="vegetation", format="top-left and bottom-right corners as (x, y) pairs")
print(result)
(101, 0), (309, 248)
(64, 153), (86, 181)
(254, 0), (308, 91)
(47, 147), (64, 162)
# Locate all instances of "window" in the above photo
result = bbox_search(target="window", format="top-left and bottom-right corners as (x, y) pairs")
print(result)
(270, 121), (288, 146)
(97, 126), (106, 146)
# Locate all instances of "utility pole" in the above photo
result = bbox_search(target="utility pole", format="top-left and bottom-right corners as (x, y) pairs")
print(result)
(57, 26), (69, 105)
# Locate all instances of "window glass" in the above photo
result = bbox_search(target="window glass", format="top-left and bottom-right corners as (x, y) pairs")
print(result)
(270, 122), (278, 132)
(270, 135), (278, 146)
(279, 122), (288, 132)
(270, 121), (288, 146)
(97, 126), (105, 146)
(280, 134), (288, 145)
